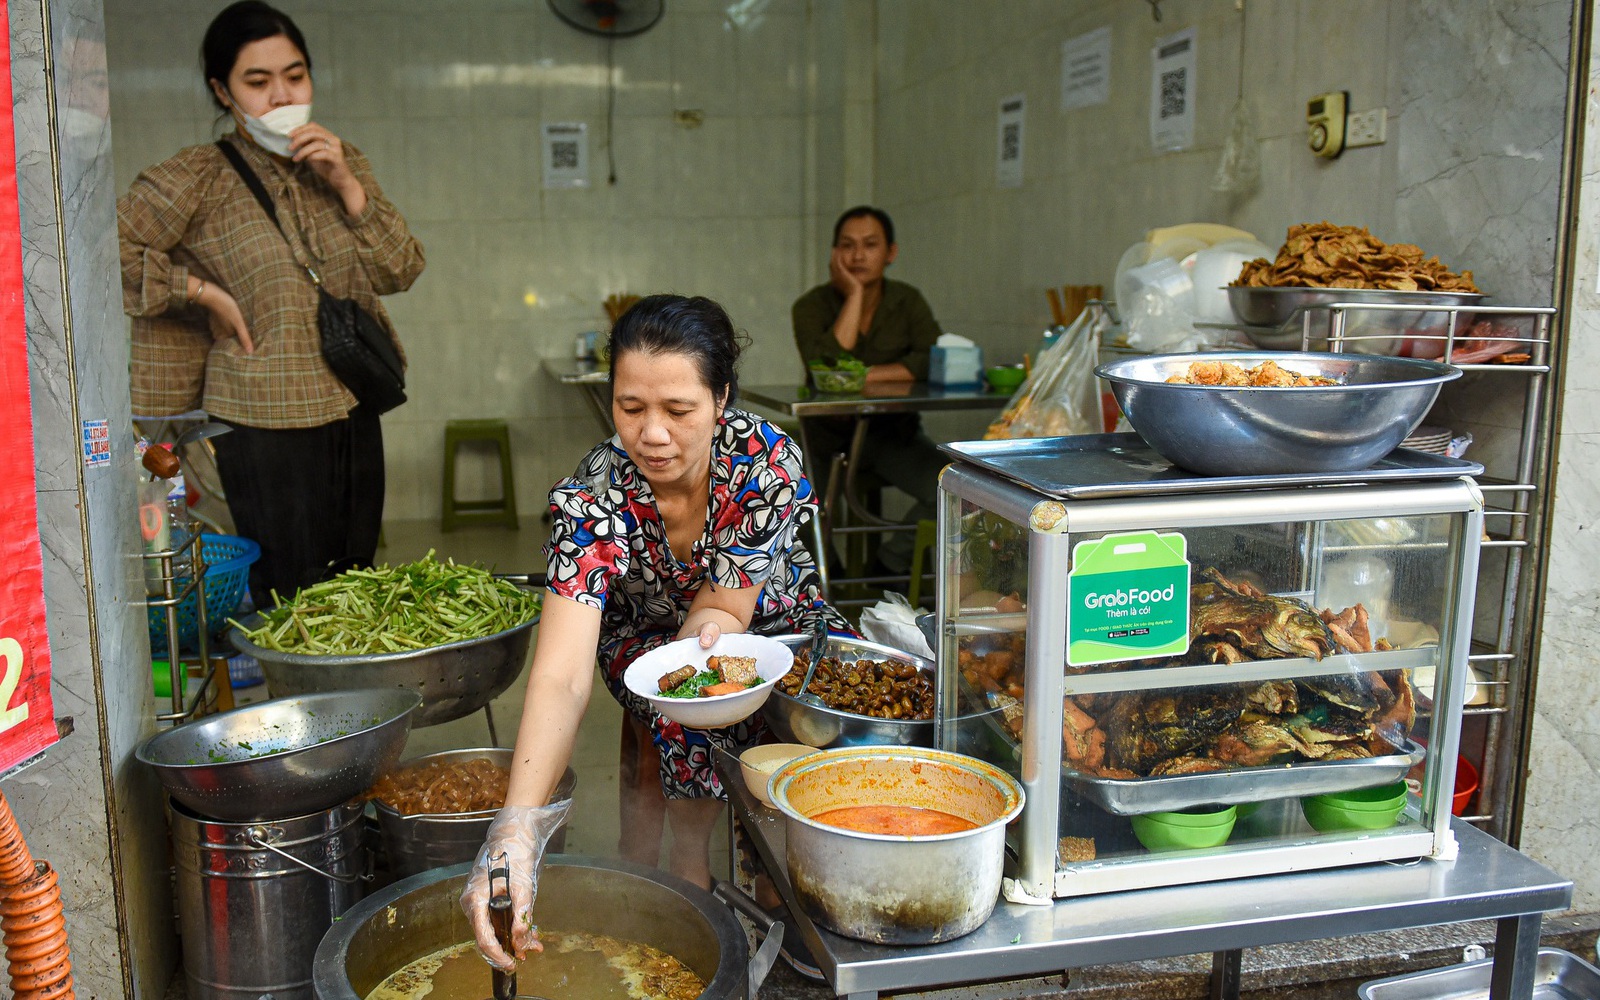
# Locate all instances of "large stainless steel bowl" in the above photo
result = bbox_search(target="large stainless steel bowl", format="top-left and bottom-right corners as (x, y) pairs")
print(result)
(1226, 286), (1483, 353)
(230, 611), (537, 727)
(136, 688), (421, 821)
(764, 634), (935, 749)
(313, 857), (754, 1000)
(1096, 351), (1461, 476)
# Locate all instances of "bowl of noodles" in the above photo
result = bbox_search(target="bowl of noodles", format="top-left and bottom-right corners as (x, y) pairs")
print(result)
(367, 748), (575, 877)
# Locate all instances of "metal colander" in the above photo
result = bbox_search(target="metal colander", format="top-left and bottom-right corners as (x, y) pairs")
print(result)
(136, 688), (422, 821)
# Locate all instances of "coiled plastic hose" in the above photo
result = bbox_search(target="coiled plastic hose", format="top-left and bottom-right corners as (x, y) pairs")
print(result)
(0, 789), (74, 1000)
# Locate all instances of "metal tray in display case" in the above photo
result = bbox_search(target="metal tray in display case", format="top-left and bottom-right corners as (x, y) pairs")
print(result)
(1357, 948), (1600, 1000)
(940, 434), (1482, 500)
(1063, 737), (1427, 817)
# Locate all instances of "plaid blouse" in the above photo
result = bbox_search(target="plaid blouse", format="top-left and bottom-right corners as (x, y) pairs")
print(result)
(119, 132), (424, 428)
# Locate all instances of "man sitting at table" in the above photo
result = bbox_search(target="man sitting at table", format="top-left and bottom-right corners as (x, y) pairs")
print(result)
(791, 205), (946, 578)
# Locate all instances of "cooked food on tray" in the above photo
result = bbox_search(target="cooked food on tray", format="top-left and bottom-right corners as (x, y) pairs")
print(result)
(1232, 221), (1480, 293)
(658, 654), (763, 698)
(777, 654), (935, 720)
(1165, 359), (1340, 387)
(231, 552), (540, 656)
(368, 755), (508, 815)
(962, 568), (1418, 781)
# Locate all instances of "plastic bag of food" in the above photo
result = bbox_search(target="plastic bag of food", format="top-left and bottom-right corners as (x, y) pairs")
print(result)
(985, 309), (1102, 439)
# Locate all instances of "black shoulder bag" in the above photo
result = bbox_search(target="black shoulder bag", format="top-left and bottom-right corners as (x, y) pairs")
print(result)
(216, 141), (407, 415)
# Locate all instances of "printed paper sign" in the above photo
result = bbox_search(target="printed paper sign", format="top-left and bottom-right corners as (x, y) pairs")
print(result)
(81, 418), (110, 467)
(1061, 26), (1111, 111)
(1149, 27), (1196, 152)
(542, 122), (589, 189)
(1068, 530), (1190, 666)
(996, 93), (1025, 189)
(0, 0), (60, 774)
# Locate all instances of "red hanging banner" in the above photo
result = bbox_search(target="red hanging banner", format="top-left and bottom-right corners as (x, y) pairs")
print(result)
(0, 1), (61, 773)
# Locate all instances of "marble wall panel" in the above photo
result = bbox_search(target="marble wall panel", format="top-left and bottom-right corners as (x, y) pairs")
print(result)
(6, 0), (175, 996)
(1521, 3), (1600, 906)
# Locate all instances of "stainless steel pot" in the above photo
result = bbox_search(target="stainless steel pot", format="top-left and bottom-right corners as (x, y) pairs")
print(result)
(371, 749), (576, 878)
(768, 746), (1024, 945)
(313, 856), (776, 1000)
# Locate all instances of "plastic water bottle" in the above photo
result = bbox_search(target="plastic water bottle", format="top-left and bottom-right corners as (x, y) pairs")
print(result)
(1036, 324), (1067, 360)
(140, 445), (194, 593)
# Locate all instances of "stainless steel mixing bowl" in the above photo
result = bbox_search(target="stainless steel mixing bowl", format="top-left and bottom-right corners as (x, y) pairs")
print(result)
(136, 688), (421, 821)
(764, 634), (937, 748)
(1096, 351), (1461, 476)
(1226, 286), (1483, 353)
(229, 611), (537, 727)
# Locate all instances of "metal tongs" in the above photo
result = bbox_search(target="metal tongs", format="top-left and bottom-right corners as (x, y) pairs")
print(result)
(793, 617), (830, 708)
(486, 857), (553, 1000)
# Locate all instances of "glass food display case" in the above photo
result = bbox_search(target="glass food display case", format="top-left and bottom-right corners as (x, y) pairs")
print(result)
(933, 436), (1484, 900)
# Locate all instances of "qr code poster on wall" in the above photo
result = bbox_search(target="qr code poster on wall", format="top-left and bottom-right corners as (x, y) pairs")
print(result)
(996, 93), (1025, 189)
(1149, 27), (1195, 152)
(542, 122), (589, 189)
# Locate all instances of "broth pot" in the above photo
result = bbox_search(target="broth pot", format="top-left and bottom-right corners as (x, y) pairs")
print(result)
(768, 746), (1024, 945)
(313, 857), (767, 1000)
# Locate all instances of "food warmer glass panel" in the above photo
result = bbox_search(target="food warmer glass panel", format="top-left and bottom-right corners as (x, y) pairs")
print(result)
(933, 457), (1482, 900)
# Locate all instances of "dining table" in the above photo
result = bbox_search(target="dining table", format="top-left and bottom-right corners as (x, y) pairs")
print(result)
(541, 356), (613, 435)
(738, 381), (1010, 598)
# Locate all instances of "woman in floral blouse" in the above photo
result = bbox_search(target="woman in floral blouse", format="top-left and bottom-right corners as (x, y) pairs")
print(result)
(461, 294), (850, 969)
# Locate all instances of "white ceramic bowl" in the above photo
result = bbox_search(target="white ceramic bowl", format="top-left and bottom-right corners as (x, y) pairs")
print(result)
(623, 633), (794, 730)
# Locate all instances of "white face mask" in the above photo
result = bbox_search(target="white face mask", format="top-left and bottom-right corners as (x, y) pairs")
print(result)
(233, 102), (311, 157)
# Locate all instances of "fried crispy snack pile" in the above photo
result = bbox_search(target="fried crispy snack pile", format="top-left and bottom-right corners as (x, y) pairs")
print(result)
(1233, 221), (1479, 293)
(1166, 359), (1339, 387)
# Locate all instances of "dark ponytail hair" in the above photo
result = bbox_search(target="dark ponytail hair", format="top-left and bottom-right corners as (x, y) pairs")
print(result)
(607, 295), (747, 407)
(201, 1), (311, 111)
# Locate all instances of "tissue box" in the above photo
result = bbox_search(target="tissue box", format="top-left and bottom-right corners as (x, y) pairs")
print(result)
(929, 345), (984, 386)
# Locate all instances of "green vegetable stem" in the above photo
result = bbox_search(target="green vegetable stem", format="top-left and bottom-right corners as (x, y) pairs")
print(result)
(230, 551), (542, 656)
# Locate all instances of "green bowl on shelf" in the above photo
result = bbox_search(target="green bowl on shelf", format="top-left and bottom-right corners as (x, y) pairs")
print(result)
(986, 364), (1027, 393)
(1301, 781), (1408, 832)
(1131, 803), (1237, 851)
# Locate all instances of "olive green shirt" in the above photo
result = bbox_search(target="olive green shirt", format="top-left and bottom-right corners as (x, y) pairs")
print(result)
(791, 278), (941, 380)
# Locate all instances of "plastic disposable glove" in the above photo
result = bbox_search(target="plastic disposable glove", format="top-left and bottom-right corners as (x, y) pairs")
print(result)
(459, 799), (572, 969)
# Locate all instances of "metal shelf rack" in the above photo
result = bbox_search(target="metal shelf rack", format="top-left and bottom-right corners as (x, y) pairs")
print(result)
(143, 531), (216, 725)
(1307, 301), (1556, 844)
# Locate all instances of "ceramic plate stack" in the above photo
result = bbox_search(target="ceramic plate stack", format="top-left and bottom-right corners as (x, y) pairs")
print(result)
(1401, 425), (1452, 455)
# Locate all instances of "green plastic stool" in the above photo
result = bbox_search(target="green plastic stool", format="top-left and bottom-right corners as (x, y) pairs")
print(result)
(907, 519), (937, 609)
(441, 419), (518, 531)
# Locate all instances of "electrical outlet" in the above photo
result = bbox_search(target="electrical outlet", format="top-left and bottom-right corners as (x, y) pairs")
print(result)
(1346, 108), (1387, 148)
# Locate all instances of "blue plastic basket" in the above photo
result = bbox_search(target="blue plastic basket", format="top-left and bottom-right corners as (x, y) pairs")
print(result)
(147, 534), (259, 655)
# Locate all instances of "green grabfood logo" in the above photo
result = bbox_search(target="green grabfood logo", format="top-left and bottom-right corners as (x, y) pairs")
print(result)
(1067, 530), (1190, 667)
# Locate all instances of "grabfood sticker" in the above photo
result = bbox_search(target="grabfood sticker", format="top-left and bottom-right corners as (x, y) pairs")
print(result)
(1067, 531), (1189, 666)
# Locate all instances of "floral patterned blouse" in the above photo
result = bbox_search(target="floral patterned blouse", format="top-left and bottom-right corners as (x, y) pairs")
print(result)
(544, 409), (849, 797)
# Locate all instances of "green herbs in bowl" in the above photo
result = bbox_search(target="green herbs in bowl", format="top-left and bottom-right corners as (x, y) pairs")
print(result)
(808, 354), (869, 394)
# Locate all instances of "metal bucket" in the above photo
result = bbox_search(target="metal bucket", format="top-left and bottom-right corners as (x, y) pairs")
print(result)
(171, 797), (367, 1000)
(372, 749), (576, 878)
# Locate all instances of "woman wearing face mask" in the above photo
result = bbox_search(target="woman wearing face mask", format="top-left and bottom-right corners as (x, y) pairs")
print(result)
(118, 1), (423, 606)
(459, 295), (850, 970)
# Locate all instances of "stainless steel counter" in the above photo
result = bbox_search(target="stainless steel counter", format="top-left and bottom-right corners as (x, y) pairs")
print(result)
(713, 750), (1571, 1000)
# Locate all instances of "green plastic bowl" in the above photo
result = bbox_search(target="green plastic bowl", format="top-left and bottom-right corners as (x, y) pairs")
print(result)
(1131, 804), (1237, 851)
(1301, 781), (1408, 832)
(986, 364), (1027, 393)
